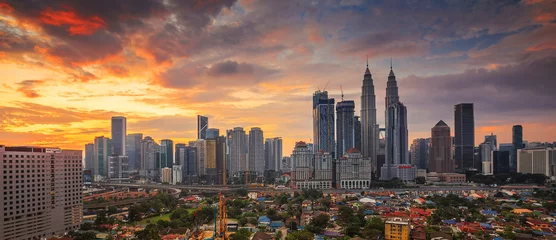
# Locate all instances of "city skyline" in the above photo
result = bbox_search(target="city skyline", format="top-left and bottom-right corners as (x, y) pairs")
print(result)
(1, 0), (556, 156)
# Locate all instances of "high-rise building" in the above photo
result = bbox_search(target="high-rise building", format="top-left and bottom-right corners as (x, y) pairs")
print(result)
(354, 116), (362, 152)
(512, 125), (523, 172)
(265, 137), (283, 171)
(108, 155), (129, 178)
(206, 128), (220, 139)
(198, 115), (208, 140)
(160, 139), (174, 169)
(84, 143), (94, 170)
(361, 61), (378, 168)
(126, 133), (143, 171)
(179, 145), (197, 184)
(376, 128), (386, 180)
(454, 103), (475, 171)
(492, 151), (510, 174)
(172, 165), (182, 185)
(291, 142), (322, 188)
(162, 167), (172, 183)
(93, 136), (112, 177)
(480, 142), (494, 175)
(336, 100), (355, 157)
(192, 139), (207, 176)
(485, 134), (498, 151)
(111, 116), (126, 156)
(411, 138), (429, 170)
(337, 148), (372, 189)
(140, 136), (160, 180)
(517, 147), (556, 177)
(429, 121), (454, 173)
(174, 143), (186, 165)
(248, 127), (265, 175)
(281, 156), (292, 171)
(382, 65), (413, 181)
(313, 90), (335, 155)
(499, 143), (513, 153)
(216, 136), (227, 185)
(205, 139), (217, 183)
(0, 146), (82, 240)
(228, 127), (248, 178)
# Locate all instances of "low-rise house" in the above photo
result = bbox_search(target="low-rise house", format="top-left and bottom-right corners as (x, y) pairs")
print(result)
(430, 232), (453, 240)
(527, 217), (551, 230)
(411, 225), (426, 240)
(252, 232), (273, 240)
(258, 216), (271, 227)
(269, 221), (284, 231)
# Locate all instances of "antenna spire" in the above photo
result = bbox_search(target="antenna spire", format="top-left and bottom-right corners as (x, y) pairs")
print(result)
(390, 57), (393, 70)
(366, 55), (368, 68)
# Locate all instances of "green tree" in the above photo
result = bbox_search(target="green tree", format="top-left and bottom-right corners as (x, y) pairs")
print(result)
(128, 205), (143, 222)
(306, 214), (330, 233)
(285, 230), (314, 240)
(94, 210), (108, 225)
(274, 230), (283, 240)
(135, 224), (161, 240)
(231, 228), (251, 240)
(68, 231), (97, 240)
(236, 188), (249, 197)
(107, 206), (118, 215)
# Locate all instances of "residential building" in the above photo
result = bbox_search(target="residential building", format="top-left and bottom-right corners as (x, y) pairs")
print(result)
(0, 146), (82, 240)
(385, 218), (410, 240)
(205, 139), (217, 183)
(336, 100), (355, 157)
(360, 62), (378, 169)
(206, 128), (219, 139)
(454, 103), (475, 171)
(382, 65), (412, 181)
(162, 167), (172, 183)
(111, 116), (126, 156)
(249, 127), (265, 176)
(429, 120), (454, 173)
(354, 116), (362, 151)
(160, 139), (173, 169)
(140, 136), (160, 180)
(84, 143), (94, 170)
(281, 156), (291, 171)
(93, 136), (112, 177)
(517, 147), (556, 177)
(411, 138), (429, 170)
(108, 155), (129, 178)
(313, 90), (335, 156)
(512, 125), (524, 172)
(480, 141), (494, 175)
(172, 165), (182, 185)
(291, 142), (316, 188)
(198, 115), (208, 140)
(337, 148), (372, 189)
(265, 137), (283, 171)
(493, 151), (510, 174)
(228, 127), (248, 178)
(192, 139), (207, 176)
(125, 133), (143, 171)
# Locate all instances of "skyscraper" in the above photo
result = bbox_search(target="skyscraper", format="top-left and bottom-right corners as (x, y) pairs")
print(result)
(111, 116), (126, 156)
(480, 141), (494, 175)
(336, 100), (355, 157)
(485, 133), (498, 151)
(198, 115), (208, 140)
(176, 144), (197, 184)
(228, 127), (248, 179)
(108, 155), (129, 178)
(216, 136), (227, 184)
(93, 136), (112, 177)
(429, 121), (454, 173)
(411, 138), (429, 170)
(205, 139), (217, 183)
(85, 143), (94, 170)
(454, 103), (475, 171)
(512, 125), (523, 172)
(0, 146), (82, 240)
(126, 133), (143, 171)
(192, 139), (207, 176)
(381, 64), (413, 181)
(160, 139), (174, 169)
(207, 128), (220, 139)
(140, 136), (160, 180)
(175, 143), (186, 165)
(313, 90), (335, 155)
(248, 127), (265, 176)
(361, 61), (378, 166)
(265, 137), (283, 171)
(354, 116), (362, 152)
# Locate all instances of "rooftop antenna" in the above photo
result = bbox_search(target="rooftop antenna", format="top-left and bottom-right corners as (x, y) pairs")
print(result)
(340, 85), (344, 101)
(366, 55), (369, 68)
(390, 57), (393, 70)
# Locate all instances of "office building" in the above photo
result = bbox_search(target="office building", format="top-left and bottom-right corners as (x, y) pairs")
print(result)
(206, 128), (220, 139)
(248, 127), (265, 176)
(291, 141), (313, 187)
(375, 128), (386, 179)
(162, 167), (172, 183)
(411, 138), (429, 170)
(111, 116), (126, 156)
(205, 139), (217, 183)
(336, 100), (355, 157)
(174, 143), (186, 165)
(198, 115), (208, 140)
(126, 133), (143, 171)
(93, 136), (112, 177)
(499, 143), (512, 153)
(108, 155), (129, 178)
(180, 145), (197, 184)
(265, 137), (283, 171)
(354, 116), (361, 151)
(228, 127), (248, 178)
(480, 142), (494, 175)
(493, 151), (510, 174)
(160, 139), (173, 169)
(281, 156), (291, 171)
(454, 103), (475, 171)
(361, 61), (378, 167)
(172, 165), (182, 185)
(84, 143), (94, 170)
(313, 90), (335, 155)
(216, 136), (227, 185)
(140, 136), (160, 180)
(385, 218), (410, 240)
(382, 64), (413, 181)
(337, 148), (371, 189)
(512, 125), (523, 172)
(428, 121), (453, 173)
(0, 146), (82, 240)
(485, 133), (498, 151)
(192, 139), (207, 176)
(517, 147), (556, 177)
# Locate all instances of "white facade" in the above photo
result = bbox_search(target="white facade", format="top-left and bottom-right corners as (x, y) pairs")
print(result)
(162, 167), (172, 183)
(380, 164), (417, 181)
(249, 127), (265, 176)
(481, 142), (494, 175)
(518, 148), (556, 177)
(337, 149), (372, 189)
(228, 127), (248, 177)
(140, 136), (160, 179)
(172, 165), (182, 185)
(108, 155), (129, 178)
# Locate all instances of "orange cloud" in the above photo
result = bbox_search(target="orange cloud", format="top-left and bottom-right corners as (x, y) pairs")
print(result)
(103, 65), (129, 78)
(40, 7), (106, 36)
(0, 2), (13, 12)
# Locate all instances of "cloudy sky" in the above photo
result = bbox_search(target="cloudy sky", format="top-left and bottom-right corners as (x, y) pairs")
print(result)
(1, 0), (555, 155)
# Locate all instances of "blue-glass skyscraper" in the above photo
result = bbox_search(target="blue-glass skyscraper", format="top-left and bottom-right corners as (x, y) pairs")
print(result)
(511, 125), (523, 172)
(313, 90), (335, 156)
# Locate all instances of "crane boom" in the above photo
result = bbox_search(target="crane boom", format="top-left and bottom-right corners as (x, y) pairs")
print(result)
(322, 80), (331, 91)
(340, 85), (344, 101)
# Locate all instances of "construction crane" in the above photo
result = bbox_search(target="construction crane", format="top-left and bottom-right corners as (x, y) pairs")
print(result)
(340, 85), (344, 101)
(322, 79), (331, 92)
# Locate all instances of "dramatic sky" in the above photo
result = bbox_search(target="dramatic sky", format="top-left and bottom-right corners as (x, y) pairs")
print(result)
(1, 0), (555, 156)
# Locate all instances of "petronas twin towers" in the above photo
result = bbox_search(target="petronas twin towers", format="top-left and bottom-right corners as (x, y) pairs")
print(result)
(360, 63), (379, 174)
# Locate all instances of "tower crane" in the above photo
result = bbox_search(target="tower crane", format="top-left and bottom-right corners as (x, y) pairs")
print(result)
(340, 85), (344, 101)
